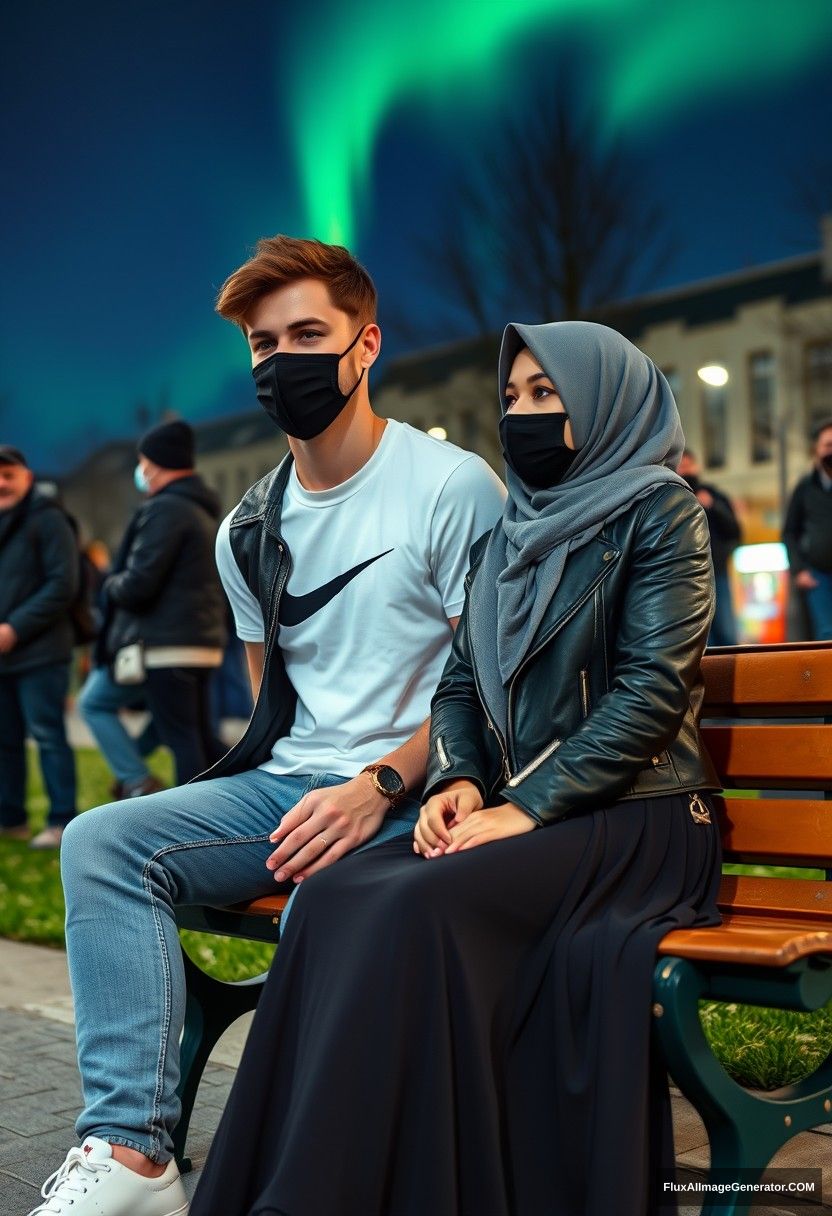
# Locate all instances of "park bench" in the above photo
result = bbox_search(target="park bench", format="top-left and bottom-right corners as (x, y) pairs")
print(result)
(175, 639), (832, 1211)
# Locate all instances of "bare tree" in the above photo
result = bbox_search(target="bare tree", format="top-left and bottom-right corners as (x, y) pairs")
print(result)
(404, 76), (675, 339)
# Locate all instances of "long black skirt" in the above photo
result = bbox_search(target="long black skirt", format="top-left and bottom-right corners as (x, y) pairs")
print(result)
(190, 791), (721, 1216)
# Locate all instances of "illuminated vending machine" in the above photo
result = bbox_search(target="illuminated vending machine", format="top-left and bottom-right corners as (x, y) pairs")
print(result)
(731, 542), (789, 644)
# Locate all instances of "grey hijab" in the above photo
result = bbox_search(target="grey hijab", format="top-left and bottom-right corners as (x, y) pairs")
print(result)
(467, 320), (687, 737)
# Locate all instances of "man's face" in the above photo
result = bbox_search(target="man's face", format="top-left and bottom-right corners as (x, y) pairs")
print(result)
(814, 426), (832, 466)
(245, 278), (373, 396)
(0, 463), (33, 512)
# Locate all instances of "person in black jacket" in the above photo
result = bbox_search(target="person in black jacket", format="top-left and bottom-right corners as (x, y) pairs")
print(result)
(78, 420), (227, 791)
(678, 448), (741, 646)
(783, 417), (832, 640)
(189, 322), (722, 1216)
(0, 446), (78, 848)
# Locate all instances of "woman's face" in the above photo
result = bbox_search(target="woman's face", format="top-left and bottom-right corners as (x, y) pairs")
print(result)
(504, 348), (575, 449)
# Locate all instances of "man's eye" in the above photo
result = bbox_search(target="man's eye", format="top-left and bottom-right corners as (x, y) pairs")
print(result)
(299, 330), (324, 341)
(253, 339), (274, 353)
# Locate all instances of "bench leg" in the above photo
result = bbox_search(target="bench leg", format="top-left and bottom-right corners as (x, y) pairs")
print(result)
(653, 957), (832, 1216)
(173, 947), (269, 1172)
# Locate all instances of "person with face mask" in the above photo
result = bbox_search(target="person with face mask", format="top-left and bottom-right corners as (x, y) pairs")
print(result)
(188, 321), (722, 1216)
(783, 417), (832, 640)
(34, 238), (504, 1216)
(76, 418), (227, 803)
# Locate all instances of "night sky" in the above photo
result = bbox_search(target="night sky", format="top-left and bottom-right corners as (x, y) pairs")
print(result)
(3, 0), (832, 471)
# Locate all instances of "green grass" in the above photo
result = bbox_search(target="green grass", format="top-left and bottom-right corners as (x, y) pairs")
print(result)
(1, 750), (830, 1086)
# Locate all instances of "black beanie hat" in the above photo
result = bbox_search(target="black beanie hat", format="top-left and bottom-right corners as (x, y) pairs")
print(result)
(138, 420), (195, 470)
(0, 445), (28, 467)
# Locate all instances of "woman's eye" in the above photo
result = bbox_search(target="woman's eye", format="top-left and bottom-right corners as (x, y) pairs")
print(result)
(533, 385), (553, 399)
(503, 394), (516, 408)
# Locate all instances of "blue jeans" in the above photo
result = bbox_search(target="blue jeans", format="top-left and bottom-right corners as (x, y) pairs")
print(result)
(78, 666), (155, 787)
(805, 567), (832, 640)
(0, 662), (76, 828)
(60, 769), (419, 1162)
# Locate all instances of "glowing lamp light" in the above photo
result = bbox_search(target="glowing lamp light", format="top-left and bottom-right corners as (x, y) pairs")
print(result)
(697, 364), (729, 387)
(427, 426), (448, 441)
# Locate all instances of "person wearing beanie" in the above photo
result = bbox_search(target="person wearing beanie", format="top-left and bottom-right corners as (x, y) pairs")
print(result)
(0, 445), (79, 848)
(77, 418), (227, 796)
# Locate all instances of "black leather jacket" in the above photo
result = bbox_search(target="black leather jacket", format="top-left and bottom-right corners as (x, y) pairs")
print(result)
(423, 483), (720, 825)
(99, 475), (226, 660)
(191, 457), (298, 783)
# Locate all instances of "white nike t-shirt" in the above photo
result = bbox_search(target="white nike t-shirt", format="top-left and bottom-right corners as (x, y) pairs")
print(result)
(215, 419), (506, 777)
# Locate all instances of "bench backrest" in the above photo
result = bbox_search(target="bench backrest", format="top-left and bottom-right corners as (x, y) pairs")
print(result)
(700, 641), (832, 923)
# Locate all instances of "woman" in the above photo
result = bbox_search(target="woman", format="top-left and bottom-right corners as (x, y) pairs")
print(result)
(191, 321), (722, 1216)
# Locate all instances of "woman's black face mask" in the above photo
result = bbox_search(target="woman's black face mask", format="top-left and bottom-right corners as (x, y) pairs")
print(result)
(252, 328), (366, 440)
(499, 412), (577, 489)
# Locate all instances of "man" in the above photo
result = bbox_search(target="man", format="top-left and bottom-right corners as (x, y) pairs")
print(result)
(783, 417), (832, 640)
(0, 446), (78, 849)
(78, 420), (227, 794)
(36, 237), (504, 1216)
(678, 448), (741, 646)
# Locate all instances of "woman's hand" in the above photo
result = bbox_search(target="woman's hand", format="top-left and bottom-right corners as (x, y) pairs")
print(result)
(443, 801), (536, 853)
(415, 779), (483, 858)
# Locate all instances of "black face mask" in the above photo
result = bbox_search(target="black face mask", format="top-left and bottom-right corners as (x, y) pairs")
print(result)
(252, 328), (366, 439)
(683, 473), (701, 493)
(499, 412), (577, 489)
(821, 454), (832, 475)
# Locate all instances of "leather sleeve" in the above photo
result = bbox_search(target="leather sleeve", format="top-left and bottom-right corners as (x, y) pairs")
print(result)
(501, 492), (715, 825)
(104, 500), (185, 611)
(6, 510), (79, 643)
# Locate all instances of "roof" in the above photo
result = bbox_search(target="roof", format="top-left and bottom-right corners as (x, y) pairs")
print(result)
(596, 252), (831, 339)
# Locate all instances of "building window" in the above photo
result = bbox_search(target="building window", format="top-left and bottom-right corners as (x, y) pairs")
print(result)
(748, 351), (775, 464)
(805, 340), (832, 435)
(701, 384), (727, 469)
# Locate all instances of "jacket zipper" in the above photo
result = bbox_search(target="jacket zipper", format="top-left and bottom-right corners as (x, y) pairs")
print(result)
(506, 737), (562, 787)
(435, 735), (451, 771)
(580, 668), (590, 718)
(469, 658), (511, 783)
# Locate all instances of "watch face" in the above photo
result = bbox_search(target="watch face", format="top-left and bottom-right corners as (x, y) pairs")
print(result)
(376, 765), (405, 797)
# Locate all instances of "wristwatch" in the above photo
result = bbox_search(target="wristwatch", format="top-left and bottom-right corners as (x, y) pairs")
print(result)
(361, 763), (407, 811)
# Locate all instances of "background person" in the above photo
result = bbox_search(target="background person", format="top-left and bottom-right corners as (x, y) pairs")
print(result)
(678, 447), (741, 646)
(0, 445), (78, 849)
(78, 419), (227, 794)
(189, 321), (722, 1216)
(783, 416), (832, 640)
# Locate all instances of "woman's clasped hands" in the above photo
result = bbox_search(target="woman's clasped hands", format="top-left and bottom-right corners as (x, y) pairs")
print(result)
(414, 778), (536, 858)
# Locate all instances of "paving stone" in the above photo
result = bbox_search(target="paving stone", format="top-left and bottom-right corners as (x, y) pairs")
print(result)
(0, 1090), (78, 1137)
(0, 1058), (83, 1105)
(0, 1127), (78, 1168)
(0, 1172), (40, 1216)
(670, 1092), (709, 1154)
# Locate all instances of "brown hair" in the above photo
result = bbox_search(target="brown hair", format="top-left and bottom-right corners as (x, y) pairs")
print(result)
(216, 235), (377, 329)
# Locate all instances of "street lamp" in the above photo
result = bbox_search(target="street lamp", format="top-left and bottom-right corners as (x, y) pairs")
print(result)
(697, 364), (729, 387)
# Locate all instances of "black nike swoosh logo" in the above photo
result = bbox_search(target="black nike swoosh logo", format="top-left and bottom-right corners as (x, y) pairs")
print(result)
(279, 549), (394, 627)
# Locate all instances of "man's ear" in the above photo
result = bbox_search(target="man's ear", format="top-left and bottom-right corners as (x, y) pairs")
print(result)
(360, 323), (382, 369)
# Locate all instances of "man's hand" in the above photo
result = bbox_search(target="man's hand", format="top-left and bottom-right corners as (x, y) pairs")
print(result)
(795, 569), (819, 590)
(0, 624), (17, 654)
(442, 802), (536, 854)
(266, 773), (389, 884)
(415, 779), (483, 858)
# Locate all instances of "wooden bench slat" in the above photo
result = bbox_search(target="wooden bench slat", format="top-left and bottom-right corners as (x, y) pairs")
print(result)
(230, 894), (290, 918)
(702, 643), (832, 717)
(716, 797), (832, 866)
(658, 916), (832, 966)
(701, 724), (832, 788)
(717, 875), (832, 919)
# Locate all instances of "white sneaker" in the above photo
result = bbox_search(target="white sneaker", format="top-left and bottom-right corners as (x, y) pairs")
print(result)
(27, 1137), (189, 1215)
